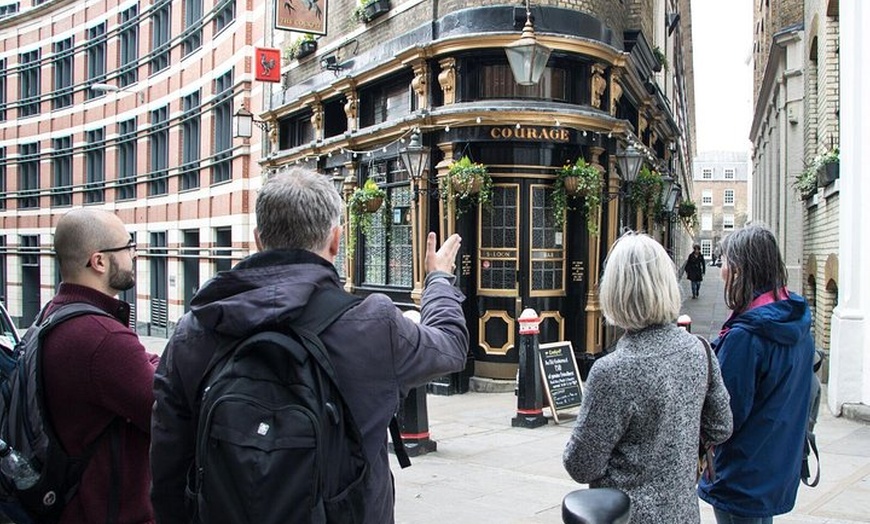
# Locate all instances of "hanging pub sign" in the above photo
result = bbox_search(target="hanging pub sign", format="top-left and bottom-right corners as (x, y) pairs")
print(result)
(255, 47), (282, 83)
(275, 0), (328, 35)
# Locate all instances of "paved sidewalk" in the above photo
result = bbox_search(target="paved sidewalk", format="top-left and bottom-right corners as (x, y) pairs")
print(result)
(140, 268), (870, 523)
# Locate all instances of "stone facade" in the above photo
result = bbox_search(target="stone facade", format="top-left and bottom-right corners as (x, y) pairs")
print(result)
(752, 0), (804, 106)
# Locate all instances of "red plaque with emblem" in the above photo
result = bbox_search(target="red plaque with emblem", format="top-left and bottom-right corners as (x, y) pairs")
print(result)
(255, 47), (281, 83)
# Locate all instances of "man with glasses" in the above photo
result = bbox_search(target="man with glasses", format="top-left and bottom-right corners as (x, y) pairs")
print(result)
(38, 208), (160, 523)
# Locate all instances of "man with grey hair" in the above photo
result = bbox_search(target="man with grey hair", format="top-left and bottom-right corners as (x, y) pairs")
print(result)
(38, 208), (160, 523)
(151, 167), (468, 523)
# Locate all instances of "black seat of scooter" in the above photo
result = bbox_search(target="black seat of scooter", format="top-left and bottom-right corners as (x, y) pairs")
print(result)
(562, 488), (631, 524)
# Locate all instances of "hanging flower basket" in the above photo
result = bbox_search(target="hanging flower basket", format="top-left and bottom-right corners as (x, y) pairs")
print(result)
(552, 157), (602, 234)
(441, 156), (492, 217)
(628, 166), (664, 214)
(678, 199), (698, 229)
(347, 178), (387, 256)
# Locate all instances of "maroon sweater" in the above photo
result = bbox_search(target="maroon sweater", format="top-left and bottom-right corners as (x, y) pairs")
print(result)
(42, 283), (160, 524)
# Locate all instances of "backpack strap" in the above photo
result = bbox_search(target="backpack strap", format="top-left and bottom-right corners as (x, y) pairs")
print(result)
(801, 432), (820, 487)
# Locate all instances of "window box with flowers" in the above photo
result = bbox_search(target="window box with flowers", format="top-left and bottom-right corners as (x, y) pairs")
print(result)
(440, 156), (492, 217)
(285, 33), (317, 61)
(352, 0), (390, 23)
(794, 167), (818, 200)
(347, 178), (386, 256)
(815, 148), (839, 187)
(552, 157), (603, 234)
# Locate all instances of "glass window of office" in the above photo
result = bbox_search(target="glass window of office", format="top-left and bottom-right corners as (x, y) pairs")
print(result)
(702, 190), (712, 205)
(86, 23), (106, 100)
(0, 147), (5, 210)
(701, 239), (712, 257)
(0, 58), (6, 121)
(724, 168), (735, 179)
(211, 71), (233, 185)
(213, 0), (235, 33)
(150, 0), (171, 74)
(117, 118), (137, 201)
(723, 213), (735, 230)
(118, 4), (139, 87)
(18, 143), (39, 209)
(52, 38), (74, 109)
(701, 213), (713, 231)
(18, 50), (40, 117)
(183, 0), (203, 55)
(214, 227), (232, 274)
(724, 189), (735, 206)
(85, 128), (106, 204)
(702, 168), (713, 179)
(149, 106), (169, 196)
(51, 136), (72, 207)
(181, 90), (201, 190)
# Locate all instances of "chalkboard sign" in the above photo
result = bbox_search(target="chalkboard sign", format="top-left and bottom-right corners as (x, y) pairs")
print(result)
(538, 341), (584, 423)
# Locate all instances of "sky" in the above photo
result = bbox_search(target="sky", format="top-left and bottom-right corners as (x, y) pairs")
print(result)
(691, 0), (754, 153)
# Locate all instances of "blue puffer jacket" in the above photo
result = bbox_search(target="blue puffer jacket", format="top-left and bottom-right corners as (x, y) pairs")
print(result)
(698, 291), (814, 517)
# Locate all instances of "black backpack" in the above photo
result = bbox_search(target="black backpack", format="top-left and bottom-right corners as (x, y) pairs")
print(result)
(188, 288), (372, 524)
(0, 302), (121, 524)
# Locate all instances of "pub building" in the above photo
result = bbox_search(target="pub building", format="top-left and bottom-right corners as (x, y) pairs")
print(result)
(261, 1), (693, 392)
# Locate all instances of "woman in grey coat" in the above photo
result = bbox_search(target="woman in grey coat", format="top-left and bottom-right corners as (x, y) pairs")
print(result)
(563, 232), (733, 524)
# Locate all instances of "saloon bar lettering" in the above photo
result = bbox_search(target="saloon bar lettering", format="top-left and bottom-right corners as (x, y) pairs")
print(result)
(489, 126), (570, 142)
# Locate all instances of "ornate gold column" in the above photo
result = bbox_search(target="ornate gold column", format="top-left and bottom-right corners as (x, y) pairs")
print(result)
(435, 142), (456, 237)
(584, 147), (607, 354)
(437, 57), (456, 105)
(410, 160), (433, 305)
(411, 60), (429, 111)
(342, 163), (358, 294)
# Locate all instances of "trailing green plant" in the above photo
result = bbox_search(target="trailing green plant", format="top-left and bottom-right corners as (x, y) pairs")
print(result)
(347, 178), (386, 256)
(628, 166), (664, 217)
(552, 157), (603, 234)
(440, 156), (492, 217)
(284, 33), (316, 61)
(653, 46), (668, 71)
(351, 0), (378, 23)
(794, 166), (818, 199)
(678, 199), (698, 229)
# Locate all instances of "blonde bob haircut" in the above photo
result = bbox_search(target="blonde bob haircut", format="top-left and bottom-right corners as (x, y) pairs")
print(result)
(599, 232), (682, 331)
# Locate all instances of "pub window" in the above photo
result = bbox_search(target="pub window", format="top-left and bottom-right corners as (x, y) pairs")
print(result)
(118, 4), (139, 87)
(18, 143), (40, 209)
(476, 63), (569, 102)
(530, 185), (564, 294)
(361, 159), (412, 288)
(52, 37), (74, 110)
(480, 185), (519, 294)
(332, 174), (347, 280)
(86, 23), (106, 100)
(323, 97), (347, 139)
(150, 0), (171, 74)
(359, 74), (414, 128)
(85, 128), (106, 204)
(149, 106), (169, 196)
(211, 70), (233, 184)
(277, 111), (314, 150)
(180, 90), (201, 190)
(18, 50), (40, 116)
(51, 136), (72, 207)
(117, 118), (138, 201)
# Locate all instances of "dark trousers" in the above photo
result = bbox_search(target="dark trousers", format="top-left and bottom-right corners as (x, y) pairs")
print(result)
(691, 280), (702, 297)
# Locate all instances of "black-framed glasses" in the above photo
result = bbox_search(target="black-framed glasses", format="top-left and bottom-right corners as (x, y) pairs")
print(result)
(85, 242), (137, 268)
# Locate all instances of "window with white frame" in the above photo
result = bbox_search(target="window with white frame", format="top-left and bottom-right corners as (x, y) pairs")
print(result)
(724, 168), (735, 179)
(702, 168), (713, 179)
(723, 213), (735, 230)
(701, 240), (712, 257)
(701, 213), (713, 231)
(724, 189), (735, 206)
(702, 190), (712, 205)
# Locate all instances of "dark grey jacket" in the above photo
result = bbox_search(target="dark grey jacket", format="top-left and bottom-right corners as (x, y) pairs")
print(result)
(563, 324), (732, 524)
(150, 249), (468, 523)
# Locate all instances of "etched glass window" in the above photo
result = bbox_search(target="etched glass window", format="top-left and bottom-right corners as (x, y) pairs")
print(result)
(531, 185), (564, 292)
(480, 185), (518, 292)
(363, 160), (411, 287)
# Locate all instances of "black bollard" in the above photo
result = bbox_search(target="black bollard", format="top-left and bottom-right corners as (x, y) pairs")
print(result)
(512, 308), (548, 428)
(395, 310), (436, 457)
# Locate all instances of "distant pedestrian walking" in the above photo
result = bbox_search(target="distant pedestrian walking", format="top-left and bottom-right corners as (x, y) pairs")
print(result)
(683, 244), (706, 298)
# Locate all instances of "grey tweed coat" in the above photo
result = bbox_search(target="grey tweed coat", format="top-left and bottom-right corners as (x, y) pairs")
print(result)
(563, 324), (733, 524)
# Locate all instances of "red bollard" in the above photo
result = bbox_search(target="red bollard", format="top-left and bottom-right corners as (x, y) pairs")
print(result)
(677, 314), (692, 332)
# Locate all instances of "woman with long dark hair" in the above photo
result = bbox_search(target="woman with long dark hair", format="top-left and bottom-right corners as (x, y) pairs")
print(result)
(698, 223), (815, 524)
